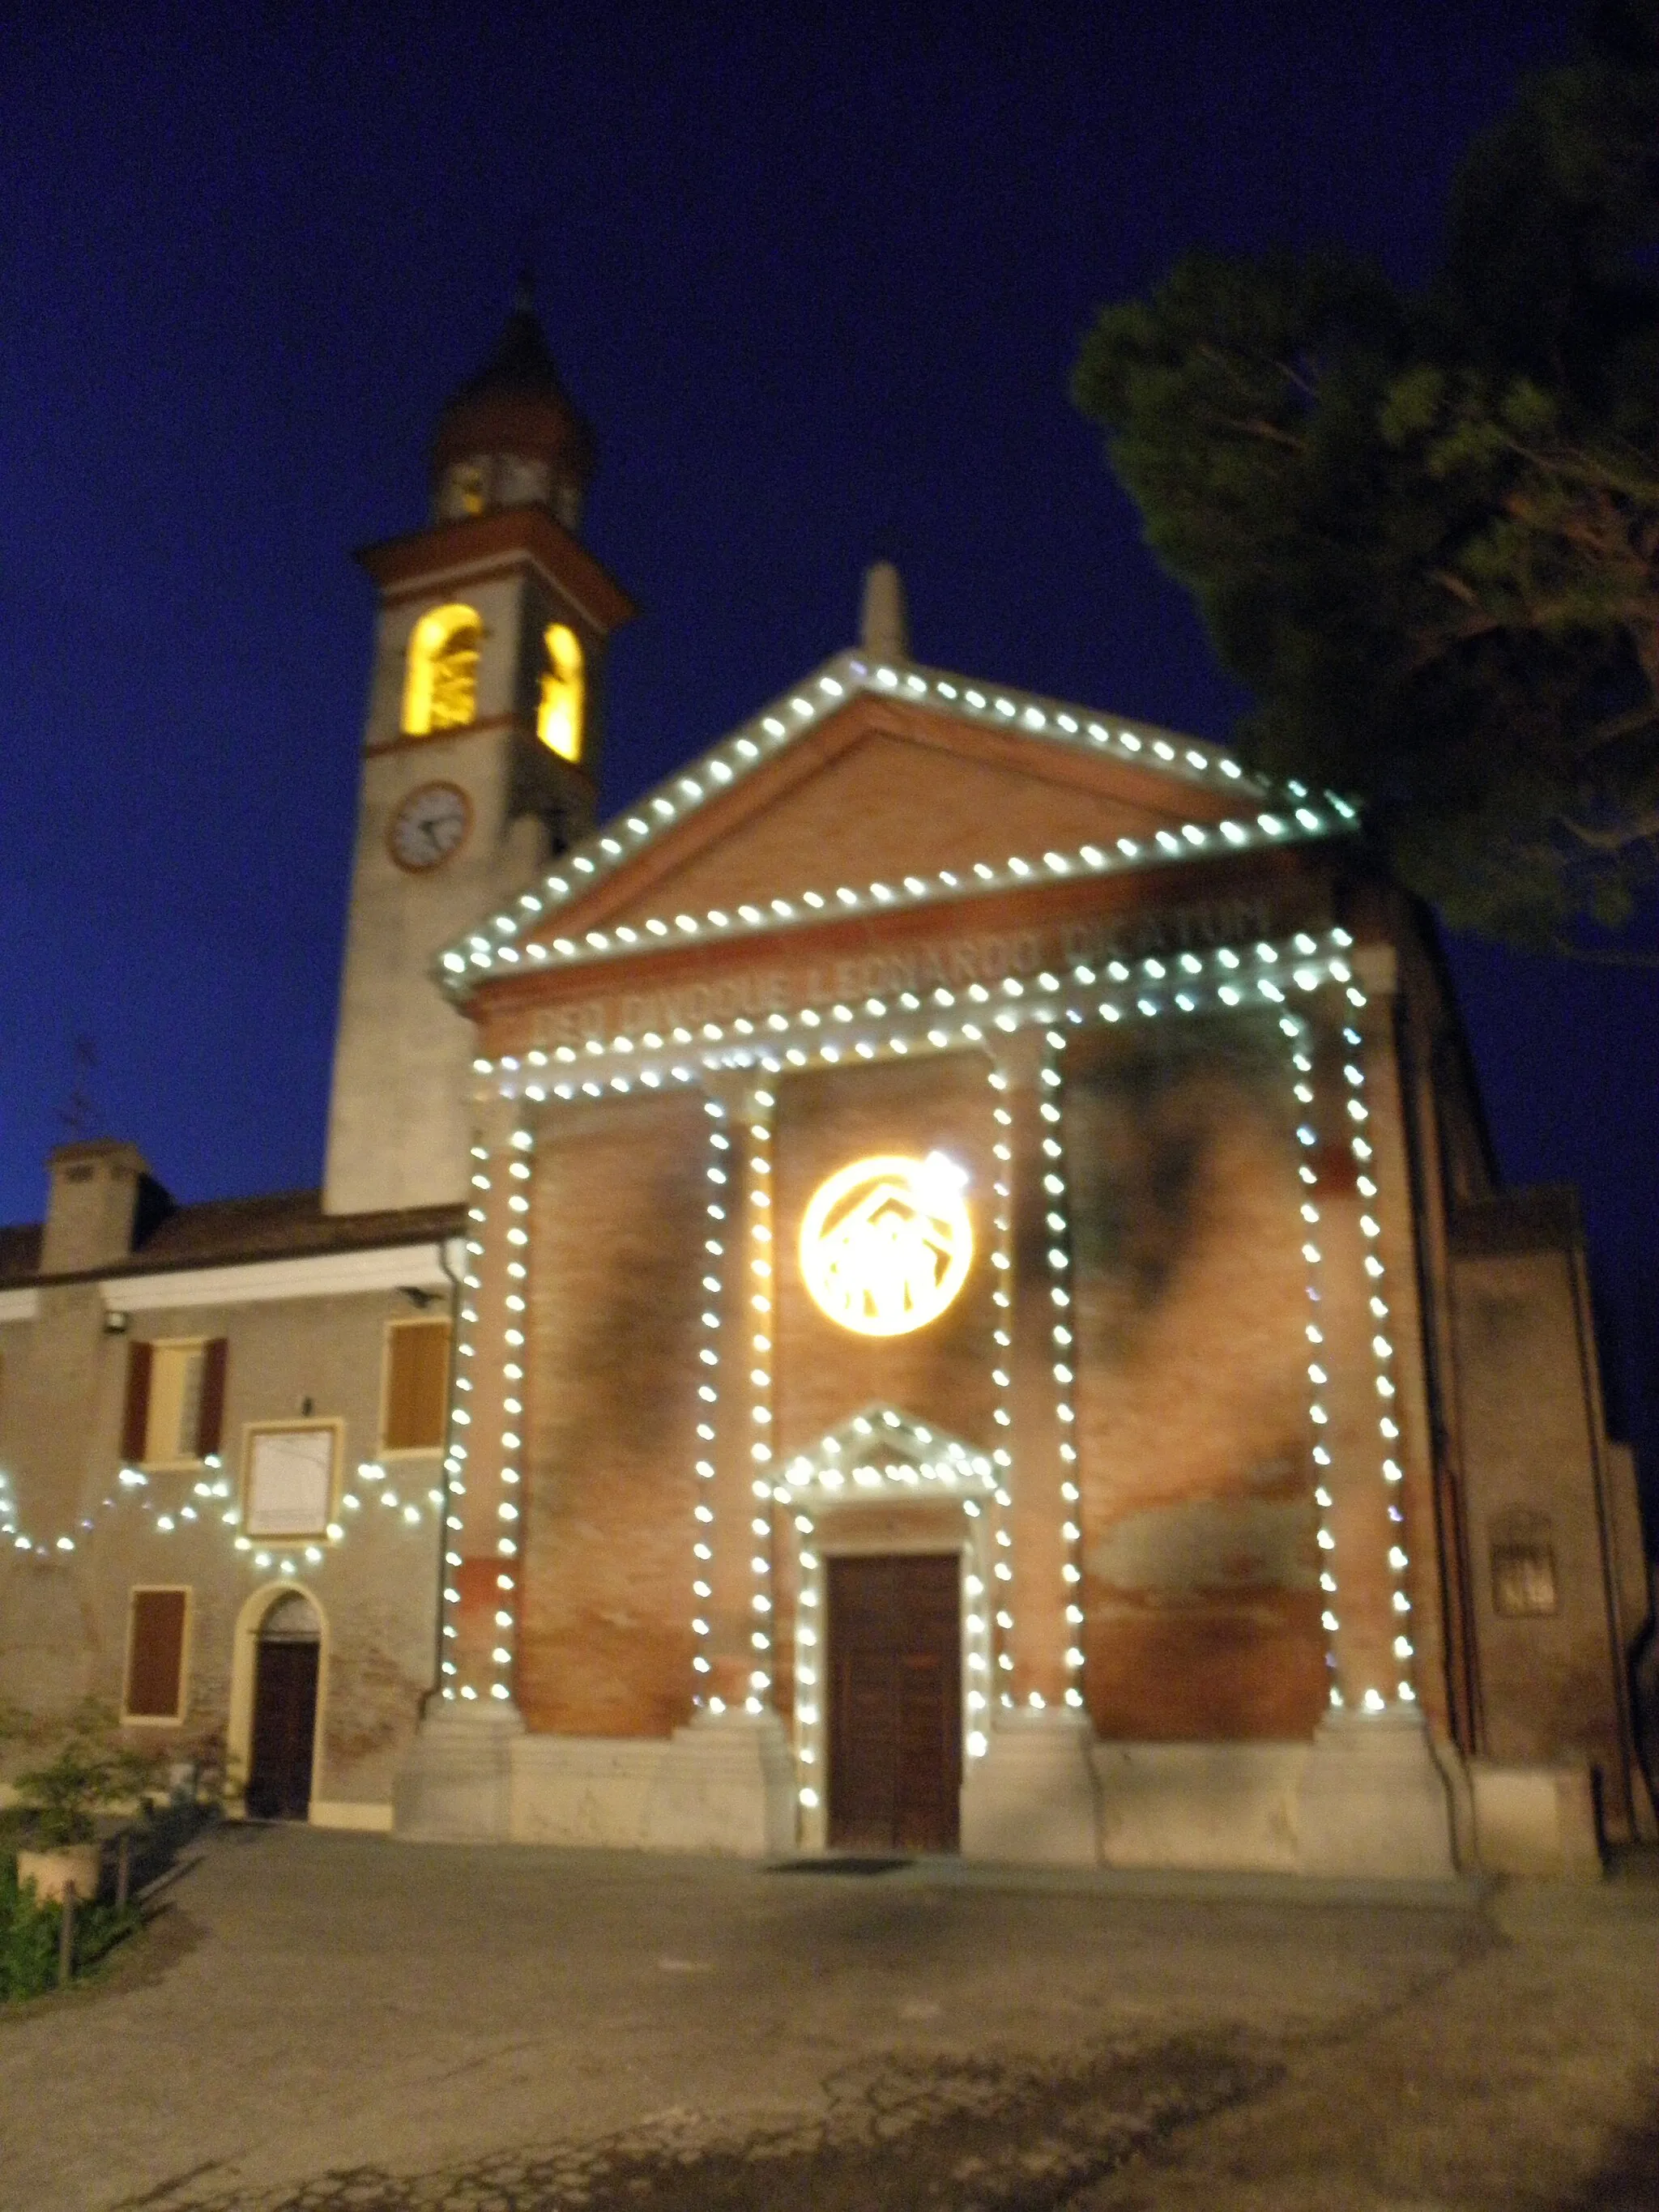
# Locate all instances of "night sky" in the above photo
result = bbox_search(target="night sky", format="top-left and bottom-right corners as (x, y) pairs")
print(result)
(2, 5), (1654, 1522)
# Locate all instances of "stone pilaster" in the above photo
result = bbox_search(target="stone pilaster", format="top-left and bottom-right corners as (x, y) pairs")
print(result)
(1293, 974), (1455, 1877)
(395, 1086), (527, 1839)
(699, 1076), (778, 1717)
(962, 1028), (1098, 1864)
(997, 1028), (1075, 1711)
(962, 1707), (1098, 1865)
(1351, 948), (1455, 1741)
(1307, 1023), (1401, 1712)
(1296, 1705), (1456, 1877)
(641, 1706), (796, 1856)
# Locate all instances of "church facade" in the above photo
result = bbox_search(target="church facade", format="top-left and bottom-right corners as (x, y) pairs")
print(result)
(2, 304), (1652, 1877)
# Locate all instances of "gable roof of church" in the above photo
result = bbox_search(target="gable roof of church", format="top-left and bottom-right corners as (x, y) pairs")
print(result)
(437, 649), (1358, 1001)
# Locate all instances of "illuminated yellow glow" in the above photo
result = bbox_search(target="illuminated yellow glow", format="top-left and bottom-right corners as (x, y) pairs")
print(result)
(799, 1153), (972, 1336)
(403, 603), (483, 735)
(538, 622), (585, 761)
(451, 462), (486, 517)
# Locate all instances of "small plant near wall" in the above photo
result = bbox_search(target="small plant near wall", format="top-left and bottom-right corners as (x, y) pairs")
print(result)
(0, 1701), (156, 2001)
(0, 1853), (141, 2002)
(7, 1698), (164, 1852)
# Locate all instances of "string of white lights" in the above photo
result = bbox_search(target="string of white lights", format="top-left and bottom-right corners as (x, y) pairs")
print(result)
(792, 1488), (821, 1813)
(489, 1124), (534, 1705)
(437, 649), (1363, 990)
(986, 1061), (1017, 1709)
(439, 1142), (490, 1698)
(479, 936), (1367, 1101)
(448, 812), (1348, 983)
(744, 1097), (776, 1718)
(1338, 1012), (1418, 1711)
(689, 1096), (727, 1701)
(1285, 1015), (1345, 1708)
(7, 1434), (442, 1578)
(1042, 1027), (1087, 1713)
(1, 1460), (90, 1555)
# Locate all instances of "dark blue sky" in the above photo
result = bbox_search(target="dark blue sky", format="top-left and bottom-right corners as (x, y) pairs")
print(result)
(3, 4), (1654, 1508)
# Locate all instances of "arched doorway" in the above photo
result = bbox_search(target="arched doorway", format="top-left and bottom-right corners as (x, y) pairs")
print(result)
(245, 1592), (321, 1820)
(779, 1405), (998, 1855)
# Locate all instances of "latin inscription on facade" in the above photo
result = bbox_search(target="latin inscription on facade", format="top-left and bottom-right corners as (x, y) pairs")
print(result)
(519, 896), (1273, 1050)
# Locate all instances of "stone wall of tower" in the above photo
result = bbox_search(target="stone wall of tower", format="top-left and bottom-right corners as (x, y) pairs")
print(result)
(322, 718), (527, 1219)
(322, 569), (594, 1220)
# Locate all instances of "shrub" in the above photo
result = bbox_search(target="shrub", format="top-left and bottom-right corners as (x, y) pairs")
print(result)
(0, 1854), (141, 2002)
(11, 1699), (164, 1848)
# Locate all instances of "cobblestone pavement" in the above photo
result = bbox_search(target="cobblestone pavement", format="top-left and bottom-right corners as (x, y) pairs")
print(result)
(0, 1827), (1653, 2211)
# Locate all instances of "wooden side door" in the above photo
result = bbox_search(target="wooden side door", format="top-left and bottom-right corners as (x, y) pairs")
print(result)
(828, 1553), (961, 1852)
(246, 1639), (320, 1820)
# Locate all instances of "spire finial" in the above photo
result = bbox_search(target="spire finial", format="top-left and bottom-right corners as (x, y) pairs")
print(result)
(860, 560), (909, 659)
(513, 266), (535, 315)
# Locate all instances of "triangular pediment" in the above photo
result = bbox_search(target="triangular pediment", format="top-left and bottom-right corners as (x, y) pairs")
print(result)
(441, 652), (1354, 995)
(581, 711), (1226, 935)
(778, 1404), (997, 1494)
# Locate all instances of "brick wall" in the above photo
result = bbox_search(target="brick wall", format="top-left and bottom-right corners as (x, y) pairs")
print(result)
(1067, 1016), (1326, 1739)
(517, 1089), (708, 1734)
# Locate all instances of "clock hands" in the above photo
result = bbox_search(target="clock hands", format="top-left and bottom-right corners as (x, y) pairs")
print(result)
(390, 783), (467, 871)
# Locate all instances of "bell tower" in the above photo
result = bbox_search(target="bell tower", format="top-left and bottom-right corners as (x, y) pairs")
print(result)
(322, 291), (636, 1217)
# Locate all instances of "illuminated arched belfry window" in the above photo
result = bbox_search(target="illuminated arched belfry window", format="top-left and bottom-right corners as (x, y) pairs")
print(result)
(403, 603), (483, 735)
(538, 622), (585, 763)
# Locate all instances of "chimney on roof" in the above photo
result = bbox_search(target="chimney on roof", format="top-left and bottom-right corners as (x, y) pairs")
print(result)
(860, 561), (909, 661)
(41, 1140), (152, 1276)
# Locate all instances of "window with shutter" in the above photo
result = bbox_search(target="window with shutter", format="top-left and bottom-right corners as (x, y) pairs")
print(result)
(122, 1340), (153, 1462)
(131, 1339), (226, 1466)
(380, 1319), (453, 1454)
(124, 1587), (190, 1723)
(197, 1336), (228, 1457)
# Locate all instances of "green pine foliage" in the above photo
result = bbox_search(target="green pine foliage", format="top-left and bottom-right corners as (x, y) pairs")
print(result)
(1073, 2), (1659, 946)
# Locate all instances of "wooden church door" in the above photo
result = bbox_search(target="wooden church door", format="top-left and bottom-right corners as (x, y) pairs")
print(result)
(246, 1597), (321, 1820)
(827, 1554), (962, 1852)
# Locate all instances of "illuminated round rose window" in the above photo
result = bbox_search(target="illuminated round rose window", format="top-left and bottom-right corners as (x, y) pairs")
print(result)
(798, 1153), (973, 1337)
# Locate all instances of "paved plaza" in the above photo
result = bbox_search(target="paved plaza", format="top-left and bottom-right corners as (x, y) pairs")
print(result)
(0, 1826), (1654, 2210)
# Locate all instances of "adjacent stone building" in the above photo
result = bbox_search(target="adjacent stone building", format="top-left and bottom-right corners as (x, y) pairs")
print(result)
(2, 301), (1652, 1876)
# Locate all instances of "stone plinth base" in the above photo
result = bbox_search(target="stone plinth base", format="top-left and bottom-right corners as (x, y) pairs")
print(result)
(1093, 1741), (1306, 1872)
(640, 1708), (797, 1856)
(511, 1734), (666, 1848)
(392, 1701), (523, 1843)
(1472, 1759), (1602, 1877)
(961, 1709), (1098, 1865)
(399, 1711), (795, 1856)
(1294, 1707), (1456, 1878)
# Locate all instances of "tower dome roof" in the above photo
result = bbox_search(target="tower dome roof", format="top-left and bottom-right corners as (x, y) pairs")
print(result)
(431, 286), (595, 522)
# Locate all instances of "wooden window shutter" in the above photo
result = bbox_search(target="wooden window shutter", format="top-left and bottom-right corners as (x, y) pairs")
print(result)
(382, 1320), (452, 1451)
(196, 1337), (228, 1457)
(126, 1588), (188, 1720)
(121, 1340), (154, 1463)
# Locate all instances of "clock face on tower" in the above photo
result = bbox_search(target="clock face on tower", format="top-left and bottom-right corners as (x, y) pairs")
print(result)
(389, 781), (471, 872)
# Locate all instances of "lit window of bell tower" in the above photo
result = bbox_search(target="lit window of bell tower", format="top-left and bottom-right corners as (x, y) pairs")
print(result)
(322, 284), (635, 1218)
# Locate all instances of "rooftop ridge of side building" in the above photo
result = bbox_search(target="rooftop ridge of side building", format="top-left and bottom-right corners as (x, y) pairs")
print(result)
(0, 1155), (464, 1293)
